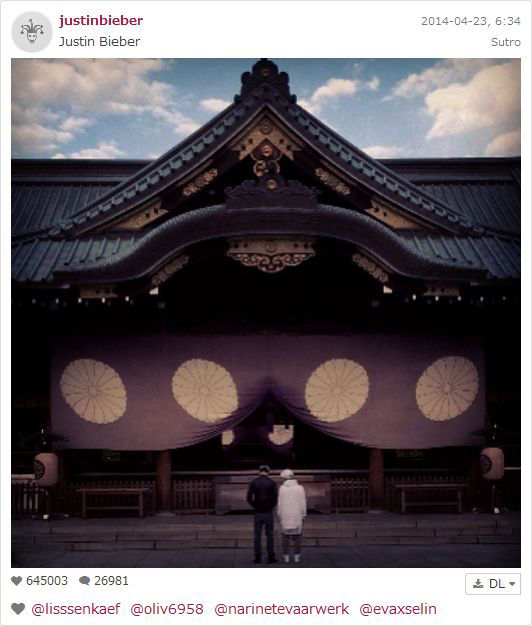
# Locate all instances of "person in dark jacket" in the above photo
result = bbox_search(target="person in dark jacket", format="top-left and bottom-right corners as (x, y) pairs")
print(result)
(247, 465), (278, 563)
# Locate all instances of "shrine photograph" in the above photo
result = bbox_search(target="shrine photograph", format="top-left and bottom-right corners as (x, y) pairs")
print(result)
(11, 58), (521, 568)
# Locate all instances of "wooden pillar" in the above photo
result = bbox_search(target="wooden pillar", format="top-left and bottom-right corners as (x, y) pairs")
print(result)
(369, 448), (385, 511)
(468, 446), (483, 510)
(156, 450), (172, 513)
(54, 450), (69, 515)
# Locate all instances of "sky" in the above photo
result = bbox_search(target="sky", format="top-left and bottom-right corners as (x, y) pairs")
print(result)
(11, 58), (520, 160)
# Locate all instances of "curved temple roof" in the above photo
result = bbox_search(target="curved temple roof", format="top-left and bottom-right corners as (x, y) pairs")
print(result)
(11, 59), (520, 290)
(12, 203), (519, 285)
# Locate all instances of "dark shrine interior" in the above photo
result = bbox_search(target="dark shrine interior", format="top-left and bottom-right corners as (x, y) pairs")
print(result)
(12, 245), (520, 476)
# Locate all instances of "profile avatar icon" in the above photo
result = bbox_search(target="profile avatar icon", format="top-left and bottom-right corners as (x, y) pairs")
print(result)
(20, 18), (44, 44)
(12, 11), (52, 52)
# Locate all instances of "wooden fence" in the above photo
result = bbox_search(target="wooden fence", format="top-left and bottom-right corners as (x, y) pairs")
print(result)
(174, 478), (214, 514)
(331, 475), (369, 512)
(384, 472), (469, 512)
(11, 469), (521, 517)
(11, 482), (48, 518)
(65, 479), (157, 516)
(330, 471), (471, 513)
(11, 479), (156, 518)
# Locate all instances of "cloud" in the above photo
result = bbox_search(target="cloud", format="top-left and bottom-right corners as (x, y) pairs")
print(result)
(362, 145), (402, 158)
(313, 78), (357, 102)
(425, 60), (520, 139)
(297, 98), (320, 115)
(484, 130), (520, 156)
(299, 75), (380, 115)
(11, 103), (74, 153)
(200, 97), (231, 113)
(12, 59), (200, 154)
(59, 116), (92, 132)
(13, 59), (170, 113)
(149, 105), (199, 135)
(366, 76), (380, 92)
(389, 59), (494, 99)
(52, 141), (126, 159)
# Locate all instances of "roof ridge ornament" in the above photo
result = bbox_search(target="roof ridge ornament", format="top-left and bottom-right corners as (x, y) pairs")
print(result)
(238, 59), (295, 102)
(225, 174), (317, 210)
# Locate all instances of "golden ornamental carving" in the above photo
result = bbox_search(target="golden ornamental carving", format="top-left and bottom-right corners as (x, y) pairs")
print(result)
(352, 253), (389, 284)
(265, 178), (279, 190)
(416, 356), (479, 421)
(305, 359), (369, 422)
(151, 254), (189, 287)
(253, 158), (280, 178)
(230, 252), (313, 273)
(260, 143), (274, 158)
(248, 138), (283, 178)
(227, 238), (315, 273)
(253, 160), (268, 177)
(423, 283), (460, 297)
(366, 198), (420, 230)
(315, 168), (350, 195)
(79, 286), (117, 300)
(114, 200), (167, 230)
(60, 359), (127, 424)
(182, 168), (218, 196)
(231, 116), (301, 161)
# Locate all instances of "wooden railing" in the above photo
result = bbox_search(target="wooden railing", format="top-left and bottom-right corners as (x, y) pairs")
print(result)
(384, 472), (469, 512)
(331, 474), (369, 512)
(174, 478), (214, 514)
(11, 469), (521, 517)
(330, 470), (471, 513)
(64, 480), (156, 516)
(11, 481), (48, 518)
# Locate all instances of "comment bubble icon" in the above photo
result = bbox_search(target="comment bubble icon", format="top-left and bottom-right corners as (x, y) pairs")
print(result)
(79, 576), (90, 585)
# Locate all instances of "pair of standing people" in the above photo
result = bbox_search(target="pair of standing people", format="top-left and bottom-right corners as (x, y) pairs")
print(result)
(247, 465), (307, 564)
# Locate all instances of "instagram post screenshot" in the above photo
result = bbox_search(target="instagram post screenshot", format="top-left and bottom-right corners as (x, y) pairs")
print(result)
(1, 1), (530, 624)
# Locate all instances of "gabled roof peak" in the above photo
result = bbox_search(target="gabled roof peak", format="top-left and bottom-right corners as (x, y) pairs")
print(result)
(239, 59), (295, 102)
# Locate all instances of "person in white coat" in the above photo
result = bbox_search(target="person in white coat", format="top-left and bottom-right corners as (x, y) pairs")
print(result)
(277, 469), (307, 563)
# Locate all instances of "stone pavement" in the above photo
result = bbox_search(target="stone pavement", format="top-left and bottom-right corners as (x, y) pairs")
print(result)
(12, 512), (520, 568)
(13, 543), (520, 569)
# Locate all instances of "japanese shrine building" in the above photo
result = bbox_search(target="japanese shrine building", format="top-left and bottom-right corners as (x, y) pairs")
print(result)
(12, 59), (520, 514)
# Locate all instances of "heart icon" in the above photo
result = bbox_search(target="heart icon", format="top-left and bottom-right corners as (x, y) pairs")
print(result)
(11, 576), (22, 586)
(11, 603), (25, 615)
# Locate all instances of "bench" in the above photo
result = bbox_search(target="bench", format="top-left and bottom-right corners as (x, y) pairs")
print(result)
(395, 483), (468, 513)
(76, 487), (150, 518)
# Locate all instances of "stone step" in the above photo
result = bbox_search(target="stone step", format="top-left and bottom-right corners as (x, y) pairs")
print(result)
(14, 516), (517, 534)
(13, 533), (520, 551)
(16, 519), (520, 533)
(13, 527), (520, 550)
(16, 523), (519, 540)
(14, 522), (520, 546)
(16, 518), (516, 531)
(13, 513), (520, 551)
